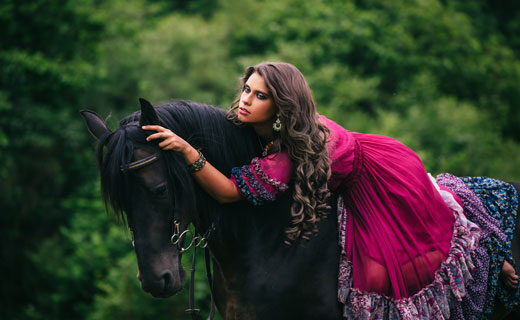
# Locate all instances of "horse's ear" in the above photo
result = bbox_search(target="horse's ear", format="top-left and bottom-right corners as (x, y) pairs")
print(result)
(139, 98), (159, 126)
(80, 110), (111, 140)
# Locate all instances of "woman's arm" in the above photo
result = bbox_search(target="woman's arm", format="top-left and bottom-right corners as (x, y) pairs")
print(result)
(142, 125), (241, 203)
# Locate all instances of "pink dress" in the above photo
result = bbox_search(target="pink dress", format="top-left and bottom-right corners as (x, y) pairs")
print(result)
(231, 116), (480, 318)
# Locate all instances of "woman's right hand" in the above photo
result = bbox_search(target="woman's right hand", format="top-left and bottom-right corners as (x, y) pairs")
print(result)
(143, 126), (241, 203)
(143, 125), (201, 164)
(142, 125), (190, 153)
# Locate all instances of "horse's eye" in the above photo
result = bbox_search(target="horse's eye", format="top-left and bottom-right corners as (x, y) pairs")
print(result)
(152, 184), (168, 197)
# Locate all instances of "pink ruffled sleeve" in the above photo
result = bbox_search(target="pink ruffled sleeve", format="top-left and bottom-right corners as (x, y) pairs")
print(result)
(230, 151), (293, 205)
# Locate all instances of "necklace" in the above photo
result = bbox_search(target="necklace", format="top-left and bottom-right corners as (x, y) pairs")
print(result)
(262, 140), (274, 156)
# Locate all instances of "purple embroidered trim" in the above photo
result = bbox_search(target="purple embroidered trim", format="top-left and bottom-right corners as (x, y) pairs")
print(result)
(241, 165), (276, 201)
(232, 167), (263, 205)
(251, 157), (289, 192)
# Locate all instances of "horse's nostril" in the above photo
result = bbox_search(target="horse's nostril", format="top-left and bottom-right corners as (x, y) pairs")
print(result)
(161, 271), (173, 290)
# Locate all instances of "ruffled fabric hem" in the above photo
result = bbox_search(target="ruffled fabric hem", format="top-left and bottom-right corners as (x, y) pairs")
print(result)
(337, 178), (482, 320)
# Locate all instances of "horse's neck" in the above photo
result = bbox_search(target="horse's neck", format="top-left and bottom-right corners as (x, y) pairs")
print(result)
(204, 191), (295, 275)
(203, 195), (342, 319)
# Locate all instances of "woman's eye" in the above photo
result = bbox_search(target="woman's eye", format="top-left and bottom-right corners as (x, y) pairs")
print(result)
(243, 86), (251, 93)
(257, 92), (267, 100)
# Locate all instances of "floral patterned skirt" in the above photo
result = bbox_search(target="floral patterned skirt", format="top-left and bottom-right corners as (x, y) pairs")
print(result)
(459, 176), (519, 319)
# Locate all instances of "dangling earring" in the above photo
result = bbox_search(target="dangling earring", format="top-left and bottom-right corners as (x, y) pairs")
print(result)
(273, 114), (282, 132)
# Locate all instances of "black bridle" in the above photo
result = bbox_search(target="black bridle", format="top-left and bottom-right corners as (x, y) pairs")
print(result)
(121, 152), (217, 320)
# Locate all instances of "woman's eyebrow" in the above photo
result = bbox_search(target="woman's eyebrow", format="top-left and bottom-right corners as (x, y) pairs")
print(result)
(253, 88), (270, 97)
(245, 83), (270, 97)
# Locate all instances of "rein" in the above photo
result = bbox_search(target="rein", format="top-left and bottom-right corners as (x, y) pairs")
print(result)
(121, 152), (217, 320)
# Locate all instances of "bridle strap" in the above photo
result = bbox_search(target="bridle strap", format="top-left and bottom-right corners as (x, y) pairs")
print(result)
(185, 222), (218, 320)
(120, 153), (161, 172)
(184, 248), (216, 320)
(186, 246), (200, 318)
(205, 246), (216, 320)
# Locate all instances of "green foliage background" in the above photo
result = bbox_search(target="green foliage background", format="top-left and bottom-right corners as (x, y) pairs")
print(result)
(0, 0), (518, 319)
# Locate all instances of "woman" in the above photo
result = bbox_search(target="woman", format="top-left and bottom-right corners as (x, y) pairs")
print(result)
(143, 62), (517, 317)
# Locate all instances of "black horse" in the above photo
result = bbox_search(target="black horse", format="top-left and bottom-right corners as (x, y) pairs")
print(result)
(81, 99), (520, 320)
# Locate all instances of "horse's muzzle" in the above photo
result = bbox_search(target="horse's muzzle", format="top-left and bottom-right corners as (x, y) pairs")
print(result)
(139, 268), (185, 298)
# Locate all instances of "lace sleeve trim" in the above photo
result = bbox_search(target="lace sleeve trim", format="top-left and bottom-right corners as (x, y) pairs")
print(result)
(251, 157), (289, 192)
(232, 166), (264, 206)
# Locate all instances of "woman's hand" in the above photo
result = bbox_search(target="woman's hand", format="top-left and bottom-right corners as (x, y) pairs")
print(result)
(142, 125), (200, 164)
(142, 125), (189, 153)
(142, 125), (241, 203)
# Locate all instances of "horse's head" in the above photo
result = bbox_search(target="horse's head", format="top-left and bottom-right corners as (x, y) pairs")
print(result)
(81, 99), (196, 298)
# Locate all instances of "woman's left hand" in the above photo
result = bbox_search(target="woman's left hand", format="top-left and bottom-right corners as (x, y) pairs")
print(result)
(142, 125), (190, 153)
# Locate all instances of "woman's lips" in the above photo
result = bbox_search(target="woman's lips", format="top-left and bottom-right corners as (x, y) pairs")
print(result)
(238, 107), (250, 115)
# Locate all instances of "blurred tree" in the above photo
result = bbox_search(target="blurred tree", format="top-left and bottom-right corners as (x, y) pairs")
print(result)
(137, 13), (237, 107)
(148, 0), (220, 19)
(0, 0), (106, 317)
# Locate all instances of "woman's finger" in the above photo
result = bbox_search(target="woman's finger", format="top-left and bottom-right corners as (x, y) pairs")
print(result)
(144, 127), (187, 152)
(142, 125), (166, 132)
(146, 133), (165, 141)
(147, 131), (174, 141)
(158, 140), (171, 149)
(159, 137), (180, 149)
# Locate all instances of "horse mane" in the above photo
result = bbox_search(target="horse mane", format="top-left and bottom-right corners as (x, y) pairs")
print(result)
(97, 101), (260, 227)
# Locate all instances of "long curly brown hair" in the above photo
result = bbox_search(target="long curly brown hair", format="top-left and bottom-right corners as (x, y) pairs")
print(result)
(226, 62), (331, 245)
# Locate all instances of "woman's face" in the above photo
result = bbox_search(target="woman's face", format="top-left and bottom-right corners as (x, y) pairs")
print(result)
(237, 72), (276, 127)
